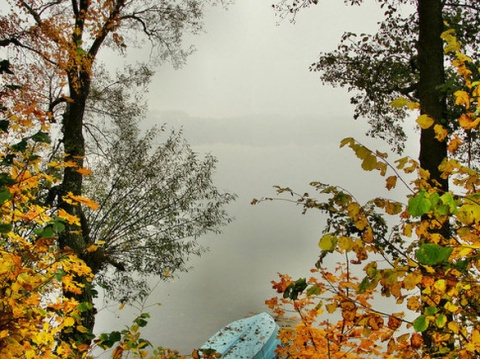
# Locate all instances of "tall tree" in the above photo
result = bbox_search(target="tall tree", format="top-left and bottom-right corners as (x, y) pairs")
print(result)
(416, 0), (447, 191)
(261, 32), (480, 358)
(83, 117), (235, 303)
(0, 52), (95, 358)
(1, 0), (231, 346)
(273, 0), (480, 189)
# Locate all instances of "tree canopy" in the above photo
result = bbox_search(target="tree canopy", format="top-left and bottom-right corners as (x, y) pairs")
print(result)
(0, 0), (234, 355)
(262, 2), (480, 358)
(84, 118), (235, 303)
(275, 1), (480, 163)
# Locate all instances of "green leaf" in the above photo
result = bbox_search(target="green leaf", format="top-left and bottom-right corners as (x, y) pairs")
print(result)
(306, 285), (321, 296)
(413, 315), (429, 332)
(0, 188), (12, 205)
(455, 259), (469, 273)
(39, 226), (55, 238)
(54, 268), (66, 281)
(1, 154), (15, 166)
(436, 313), (447, 328)
(357, 276), (371, 294)
(0, 223), (12, 233)
(30, 131), (51, 144)
(425, 306), (438, 315)
(135, 318), (148, 327)
(284, 278), (308, 300)
(6, 84), (22, 91)
(110, 331), (122, 342)
(77, 302), (93, 312)
(416, 243), (452, 265)
(52, 219), (66, 233)
(11, 138), (28, 152)
(440, 192), (457, 214)
(408, 190), (431, 217)
(0, 174), (15, 186)
(0, 60), (13, 74)
(0, 120), (9, 132)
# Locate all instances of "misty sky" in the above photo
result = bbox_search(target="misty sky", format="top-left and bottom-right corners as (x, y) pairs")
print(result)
(94, 0), (420, 355)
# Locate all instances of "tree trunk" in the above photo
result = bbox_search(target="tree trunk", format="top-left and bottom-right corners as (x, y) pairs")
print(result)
(417, 2), (453, 353)
(58, 71), (97, 346)
(417, 0), (448, 192)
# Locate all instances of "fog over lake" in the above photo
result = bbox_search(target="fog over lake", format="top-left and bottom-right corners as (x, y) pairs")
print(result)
(94, 0), (419, 355)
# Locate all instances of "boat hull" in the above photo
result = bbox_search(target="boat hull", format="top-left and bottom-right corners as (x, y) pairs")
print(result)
(201, 312), (280, 359)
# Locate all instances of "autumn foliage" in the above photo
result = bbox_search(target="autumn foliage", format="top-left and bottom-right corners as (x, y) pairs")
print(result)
(264, 31), (480, 359)
(0, 59), (95, 357)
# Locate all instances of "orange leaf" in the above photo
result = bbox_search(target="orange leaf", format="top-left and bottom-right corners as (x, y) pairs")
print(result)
(447, 135), (463, 152)
(407, 296), (421, 311)
(458, 114), (480, 130)
(112, 346), (124, 359)
(385, 176), (397, 190)
(410, 333), (424, 349)
(387, 315), (402, 330)
(76, 167), (92, 176)
(63, 192), (99, 210)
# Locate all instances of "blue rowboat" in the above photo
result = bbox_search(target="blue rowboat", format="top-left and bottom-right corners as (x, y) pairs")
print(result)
(201, 312), (280, 359)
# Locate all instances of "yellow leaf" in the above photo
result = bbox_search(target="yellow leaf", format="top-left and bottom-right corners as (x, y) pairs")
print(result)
(390, 97), (409, 108)
(433, 279), (446, 294)
(64, 317), (75, 327)
(338, 236), (353, 251)
(448, 321), (459, 334)
(457, 52), (473, 63)
(326, 302), (337, 313)
(76, 325), (89, 333)
(467, 329), (480, 352)
(347, 202), (361, 218)
(458, 114), (480, 130)
(454, 90), (471, 108)
(85, 244), (98, 253)
(376, 161), (387, 176)
(375, 150), (388, 159)
(384, 200), (403, 215)
(434, 124), (448, 142)
(407, 101), (420, 110)
(57, 208), (81, 226)
(77, 343), (90, 352)
(340, 137), (355, 148)
(112, 346), (124, 359)
(416, 114), (434, 129)
(361, 153), (377, 171)
(444, 301), (459, 313)
(403, 224), (413, 237)
(403, 272), (422, 290)
(63, 161), (79, 168)
(395, 156), (409, 170)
